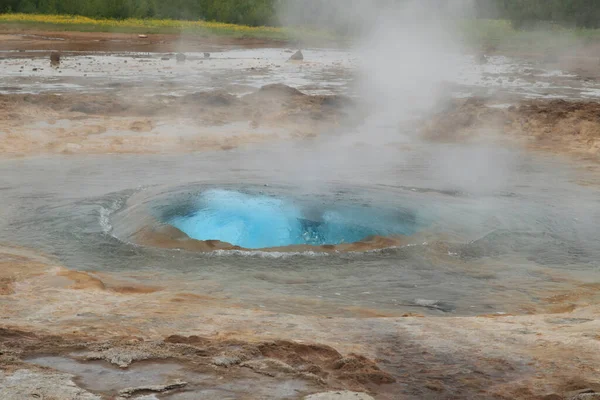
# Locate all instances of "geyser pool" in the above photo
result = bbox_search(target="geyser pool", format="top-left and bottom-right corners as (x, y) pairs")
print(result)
(167, 189), (416, 249)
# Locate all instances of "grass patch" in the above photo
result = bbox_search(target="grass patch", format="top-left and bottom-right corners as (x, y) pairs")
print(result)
(0, 13), (335, 42)
(460, 19), (600, 53)
(4, 13), (598, 52)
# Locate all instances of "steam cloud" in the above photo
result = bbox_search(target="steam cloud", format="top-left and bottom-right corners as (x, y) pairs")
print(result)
(271, 0), (517, 195)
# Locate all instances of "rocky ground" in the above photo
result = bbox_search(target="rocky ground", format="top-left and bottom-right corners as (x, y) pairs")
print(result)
(0, 83), (353, 155)
(1, 29), (600, 400)
(1, 244), (600, 399)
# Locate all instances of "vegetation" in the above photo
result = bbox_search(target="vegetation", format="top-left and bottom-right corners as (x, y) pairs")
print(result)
(0, 12), (289, 38)
(484, 0), (600, 29)
(0, 0), (281, 26)
(460, 18), (600, 54)
(3, 0), (600, 29)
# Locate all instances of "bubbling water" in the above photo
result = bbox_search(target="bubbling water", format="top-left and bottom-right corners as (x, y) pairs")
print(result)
(167, 189), (416, 249)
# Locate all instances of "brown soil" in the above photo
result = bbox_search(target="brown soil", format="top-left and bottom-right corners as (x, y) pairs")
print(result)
(423, 98), (600, 162)
(2, 28), (600, 400)
(0, 328), (395, 397)
(0, 84), (353, 156)
(1, 245), (600, 399)
(133, 223), (411, 253)
(0, 29), (287, 55)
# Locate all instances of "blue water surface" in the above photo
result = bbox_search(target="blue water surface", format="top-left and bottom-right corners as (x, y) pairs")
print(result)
(169, 189), (415, 249)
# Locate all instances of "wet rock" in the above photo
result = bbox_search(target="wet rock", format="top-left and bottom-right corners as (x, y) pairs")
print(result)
(413, 299), (455, 313)
(50, 52), (61, 68)
(212, 355), (242, 367)
(240, 358), (296, 377)
(117, 379), (187, 398)
(176, 53), (186, 63)
(204, 52), (211, 59)
(304, 391), (375, 400)
(81, 346), (159, 368)
(0, 369), (100, 400)
(290, 50), (304, 61)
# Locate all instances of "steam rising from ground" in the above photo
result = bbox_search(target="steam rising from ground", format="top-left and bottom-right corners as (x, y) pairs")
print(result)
(273, 0), (517, 195)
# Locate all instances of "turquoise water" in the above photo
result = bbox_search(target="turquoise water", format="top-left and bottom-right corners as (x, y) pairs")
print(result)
(1, 149), (599, 316)
(168, 189), (416, 249)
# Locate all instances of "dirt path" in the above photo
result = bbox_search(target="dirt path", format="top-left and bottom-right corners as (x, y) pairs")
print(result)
(0, 28), (287, 55)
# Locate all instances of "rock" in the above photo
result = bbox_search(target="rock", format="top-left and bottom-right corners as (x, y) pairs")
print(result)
(240, 358), (296, 377)
(413, 298), (455, 313)
(0, 369), (100, 400)
(567, 389), (600, 400)
(118, 380), (187, 398)
(204, 52), (211, 59)
(50, 52), (61, 67)
(138, 34), (148, 38)
(304, 391), (375, 400)
(290, 50), (304, 61)
(212, 355), (242, 367)
(176, 53), (186, 63)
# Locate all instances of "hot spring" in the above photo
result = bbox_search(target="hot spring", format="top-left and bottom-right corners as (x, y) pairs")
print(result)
(1, 147), (599, 317)
(165, 189), (417, 249)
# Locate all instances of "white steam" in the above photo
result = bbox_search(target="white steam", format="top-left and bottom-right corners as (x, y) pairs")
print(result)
(272, 0), (517, 195)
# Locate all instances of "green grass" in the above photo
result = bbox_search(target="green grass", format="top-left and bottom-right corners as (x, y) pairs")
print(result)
(3, 13), (599, 51)
(0, 13), (337, 43)
(460, 19), (600, 53)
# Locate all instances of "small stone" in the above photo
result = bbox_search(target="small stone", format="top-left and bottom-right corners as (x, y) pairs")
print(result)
(204, 52), (211, 59)
(50, 52), (60, 68)
(290, 50), (304, 61)
(176, 53), (186, 63)
(212, 356), (241, 367)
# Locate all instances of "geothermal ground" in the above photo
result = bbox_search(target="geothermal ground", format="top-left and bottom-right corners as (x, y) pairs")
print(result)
(1, 31), (600, 400)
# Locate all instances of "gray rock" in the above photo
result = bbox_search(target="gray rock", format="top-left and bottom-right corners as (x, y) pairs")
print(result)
(176, 53), (187, 63)
(290, 50), (304, 61)
(0, 369), (100, 400)
(118, 379), (187, 398)
(212, 355), (242, 367)
(240, 358), (296, 377)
